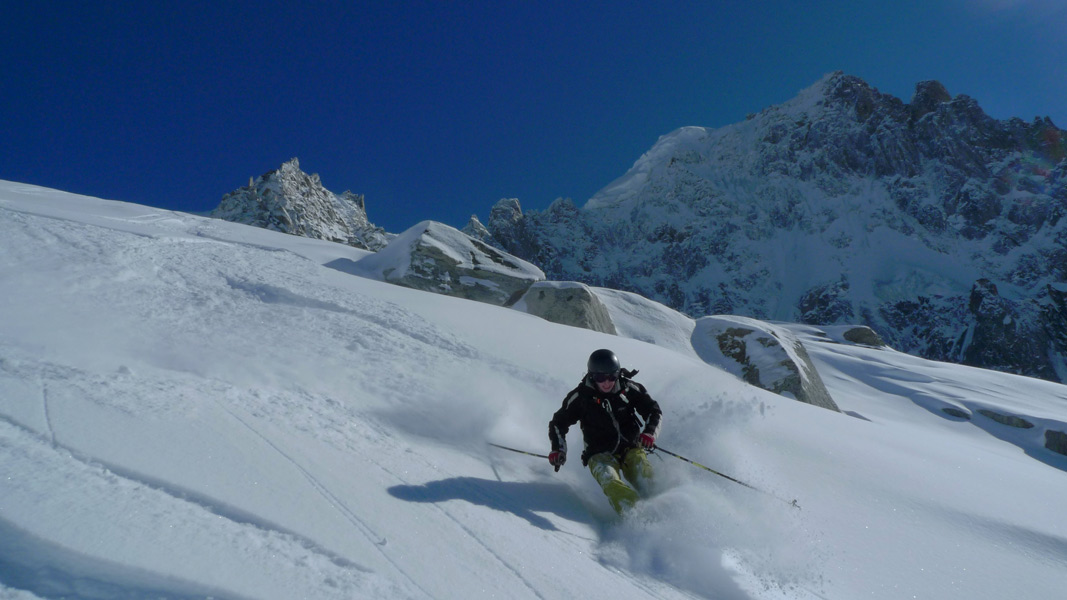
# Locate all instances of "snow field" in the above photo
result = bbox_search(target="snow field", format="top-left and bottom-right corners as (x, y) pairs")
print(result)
(2, 181), (1067, 599)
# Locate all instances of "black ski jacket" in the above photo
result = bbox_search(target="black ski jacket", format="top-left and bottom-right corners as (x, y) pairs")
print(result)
(549, 375), (662, 465)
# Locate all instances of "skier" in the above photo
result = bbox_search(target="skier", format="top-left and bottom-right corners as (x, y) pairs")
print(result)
(548, 349), (663, 514)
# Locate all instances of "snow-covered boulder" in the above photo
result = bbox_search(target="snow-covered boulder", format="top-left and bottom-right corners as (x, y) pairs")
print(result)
(841, 326), (886, 347)
(590, 286), (698, 356)
(357, 220), (544, 306)
(804, 324), (888, 348)
(692, 316), (840, 412)
(211, 158), (391, 251)
(513, 282), (617, 334)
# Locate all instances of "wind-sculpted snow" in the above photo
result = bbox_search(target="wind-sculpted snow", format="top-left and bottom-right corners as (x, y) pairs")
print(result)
(3, 181), (1067, 599)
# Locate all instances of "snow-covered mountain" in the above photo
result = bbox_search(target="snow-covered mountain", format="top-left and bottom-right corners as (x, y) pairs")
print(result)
(211, 158), (392, 251)
(483, 72), (1067, 383)
(4, 180), (1067, 599)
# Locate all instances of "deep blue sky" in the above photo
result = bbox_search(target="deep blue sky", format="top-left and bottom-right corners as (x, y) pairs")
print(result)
(3, 1), (1065, 232)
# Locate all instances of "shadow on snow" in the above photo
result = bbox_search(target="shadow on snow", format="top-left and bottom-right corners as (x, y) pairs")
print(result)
(388, 477), (594, 531)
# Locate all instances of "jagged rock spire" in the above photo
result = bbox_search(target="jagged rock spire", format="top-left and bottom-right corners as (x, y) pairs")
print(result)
(211, 158), (391, 251)
(910, 80), (952, 120)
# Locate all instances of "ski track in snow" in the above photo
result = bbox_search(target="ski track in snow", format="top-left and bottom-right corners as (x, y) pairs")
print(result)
(208, 399), (439, 599)
(0, 417), (411, 600)
(3, 349), (595, 597)
(373, 435), (582, 598)
(378, 429), (697, 599)
(0, 348), (424, 598)
(37, 376), (55, 449)
(385, 471), (549, 600)
(0, 352), (427, 598)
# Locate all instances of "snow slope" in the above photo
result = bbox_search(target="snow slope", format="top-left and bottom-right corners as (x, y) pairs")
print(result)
(2, 180), (1067, 599)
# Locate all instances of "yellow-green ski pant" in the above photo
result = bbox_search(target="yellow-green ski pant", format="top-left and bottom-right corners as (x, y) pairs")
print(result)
(588, 447), (654, 514)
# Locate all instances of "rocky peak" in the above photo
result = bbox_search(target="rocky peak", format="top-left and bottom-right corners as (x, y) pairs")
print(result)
(461, 214), (491, 242)
(274, 156), (306, 181)
(339, 190), (366, 213)
(1027, 117), (1066, 162)
(489, 198), (524, 229)
(910, 80), (952, 120)
(823, 72), (883, 121)
(211, 158), (391, 251)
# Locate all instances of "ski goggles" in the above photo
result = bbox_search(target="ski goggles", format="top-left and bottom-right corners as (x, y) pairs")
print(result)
(591, 372), (618, 383)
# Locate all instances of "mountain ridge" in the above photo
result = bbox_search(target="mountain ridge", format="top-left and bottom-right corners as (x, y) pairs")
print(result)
(207, 72), (1066, 383)
(482, 72), (1066, 382)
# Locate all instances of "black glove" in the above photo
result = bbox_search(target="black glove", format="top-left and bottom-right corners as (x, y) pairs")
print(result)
(549, 450), (566, 472)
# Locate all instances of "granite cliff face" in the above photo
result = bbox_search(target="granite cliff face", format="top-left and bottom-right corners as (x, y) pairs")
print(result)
(483, 73), (1067, 382)
(211, 158), (391, 251)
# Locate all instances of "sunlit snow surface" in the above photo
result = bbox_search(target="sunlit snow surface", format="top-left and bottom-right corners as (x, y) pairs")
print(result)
(2, 180), (1066, 599)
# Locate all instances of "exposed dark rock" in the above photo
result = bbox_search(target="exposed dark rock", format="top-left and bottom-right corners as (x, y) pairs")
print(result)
(962, 279), (1056, 380)
(842, 326), (886, 347)
(1042, 284), (1067, 370)
(977, 409), (1035, 429)
(910, 80), (952, 121)
(1045, 430), (1067, 456)
(799, 278), (853, 323)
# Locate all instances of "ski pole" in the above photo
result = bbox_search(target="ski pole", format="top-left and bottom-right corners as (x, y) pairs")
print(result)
(488, 442), (550, 459)
(652, 444), (800, 510)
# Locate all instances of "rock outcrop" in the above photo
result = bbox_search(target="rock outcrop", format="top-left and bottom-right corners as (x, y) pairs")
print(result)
(842, 326), (886, 347)
(356, 221), (544, 306)
(1046, 430), (1067, 456)
(977, 409), (1034, 429)
(960, 279), (1057, 379)
(692, 316), (840, 412)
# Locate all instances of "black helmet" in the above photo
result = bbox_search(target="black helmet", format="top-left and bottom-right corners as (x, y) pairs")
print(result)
(587, 349), (621, 375)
